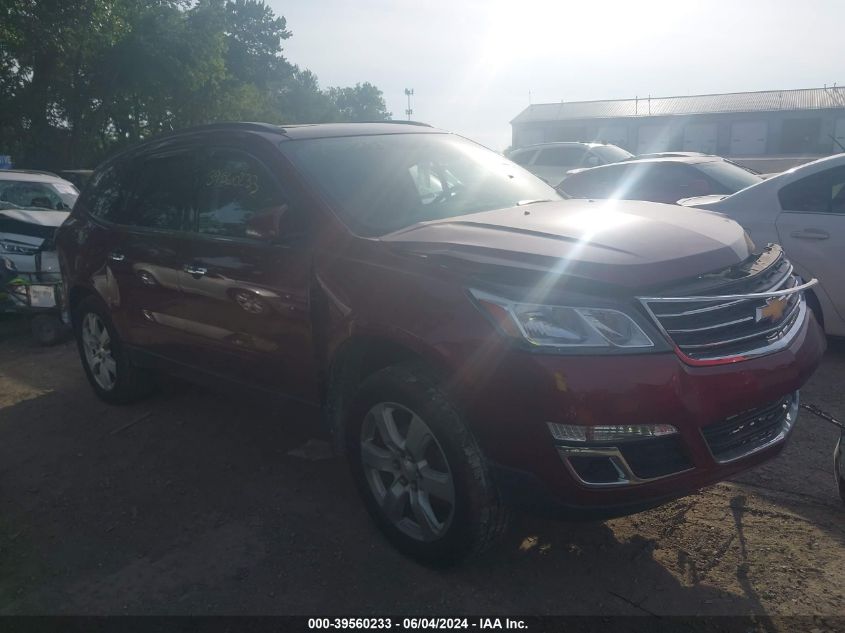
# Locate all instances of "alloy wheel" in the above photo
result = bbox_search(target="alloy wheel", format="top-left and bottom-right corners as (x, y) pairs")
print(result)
(81, 312), (117, 391)
(360, 402), (456, 542)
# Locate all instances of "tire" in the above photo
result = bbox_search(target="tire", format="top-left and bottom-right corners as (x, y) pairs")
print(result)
(73, 295), (155, 404)
(30, 313), (66, 346)
(346, 362), (509, 565)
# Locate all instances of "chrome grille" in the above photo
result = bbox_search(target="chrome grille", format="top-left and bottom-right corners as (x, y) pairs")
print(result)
(702, 393), (798, 462)
(639, 246), (816, 363)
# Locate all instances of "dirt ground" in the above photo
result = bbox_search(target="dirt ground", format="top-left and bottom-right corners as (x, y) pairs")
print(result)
(0, 314), (842, 617)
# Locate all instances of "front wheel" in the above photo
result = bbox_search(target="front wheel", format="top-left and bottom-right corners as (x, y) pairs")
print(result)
(73, 296), (155, 404)
(346, 363), (509, 565)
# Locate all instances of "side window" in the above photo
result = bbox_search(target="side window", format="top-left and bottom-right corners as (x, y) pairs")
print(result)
(126, 153), (196, 231)
(87, 164), (128, 222)
(779, 166), (845, 214)
(535, 147), (587, 167)
(511, 150), (537, 166)
(196, 150), (289, 240)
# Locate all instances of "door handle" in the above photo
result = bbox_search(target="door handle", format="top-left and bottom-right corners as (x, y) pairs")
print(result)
(790, 229), (830, 240)
(108, 251), (125, 262)
(183, 264), (208, 277)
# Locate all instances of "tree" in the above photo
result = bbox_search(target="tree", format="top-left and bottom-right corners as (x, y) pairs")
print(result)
(0, 0), (389, 169)
(327, 82), (392, 122)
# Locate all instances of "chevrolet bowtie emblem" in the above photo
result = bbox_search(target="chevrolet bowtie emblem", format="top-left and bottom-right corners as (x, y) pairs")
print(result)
(756, 296), (788, 323)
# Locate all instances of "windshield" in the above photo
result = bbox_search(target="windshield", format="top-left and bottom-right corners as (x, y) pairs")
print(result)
(0, 179), (78, 210)
(280, 133), (560, 236)
(590, 145), (633, 163)
(695, 161), (763, 193)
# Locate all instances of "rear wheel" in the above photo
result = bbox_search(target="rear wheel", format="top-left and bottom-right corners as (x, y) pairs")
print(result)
(74, 296), (155, 404)
(346, 363), (509, 565)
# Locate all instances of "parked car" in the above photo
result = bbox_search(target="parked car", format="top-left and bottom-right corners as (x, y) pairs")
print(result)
(0, 169), (78, 210)
(507, 142), (632, 186)
(0, 208), (69, 344)
(57, 122), (824, 563)
(558, 156), (765, 204)
(0, 208), (66, 273)
(679, 153), (845, 337)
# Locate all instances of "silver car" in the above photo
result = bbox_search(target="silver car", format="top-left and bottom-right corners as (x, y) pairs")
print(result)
(507, 142), (632, 187)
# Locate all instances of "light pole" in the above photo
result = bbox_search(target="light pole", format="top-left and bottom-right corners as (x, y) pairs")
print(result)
(404, 88), (414, 121)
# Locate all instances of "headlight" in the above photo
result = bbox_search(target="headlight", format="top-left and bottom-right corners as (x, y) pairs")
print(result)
(0, 240), (39, 256)
(470, 289), (654, 349)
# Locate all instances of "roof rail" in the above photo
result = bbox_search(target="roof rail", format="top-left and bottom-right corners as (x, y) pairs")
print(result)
(170, 121), (286, 135)
(361, 120), (432, 127)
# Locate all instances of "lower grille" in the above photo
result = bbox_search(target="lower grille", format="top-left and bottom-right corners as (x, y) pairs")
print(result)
(702, 393), (798, 463)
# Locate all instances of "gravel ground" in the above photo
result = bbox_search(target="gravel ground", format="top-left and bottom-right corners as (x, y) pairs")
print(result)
(0, 314), (842, 616)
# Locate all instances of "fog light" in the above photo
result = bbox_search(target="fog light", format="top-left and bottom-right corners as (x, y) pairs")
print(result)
(547, 422), (678, 443)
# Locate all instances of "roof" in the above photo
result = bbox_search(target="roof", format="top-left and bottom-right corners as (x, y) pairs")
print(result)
(103, 121), (446, 168)
(168, 120), (440, 141)
(278, 121), (441, 140)
(512, 87), (845, 124)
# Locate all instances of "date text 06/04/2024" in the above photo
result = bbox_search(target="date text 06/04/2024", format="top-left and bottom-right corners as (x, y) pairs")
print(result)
(307, 618), (528, 630)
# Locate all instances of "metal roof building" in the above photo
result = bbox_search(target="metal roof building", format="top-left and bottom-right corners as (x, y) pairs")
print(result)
(511, 87), (845, 169)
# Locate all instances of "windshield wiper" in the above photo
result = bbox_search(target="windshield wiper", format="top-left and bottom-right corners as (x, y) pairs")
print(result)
(517, 199), (553, 206)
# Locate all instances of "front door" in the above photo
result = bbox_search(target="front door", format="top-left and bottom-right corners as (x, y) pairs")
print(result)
(177, 145), (318, 403)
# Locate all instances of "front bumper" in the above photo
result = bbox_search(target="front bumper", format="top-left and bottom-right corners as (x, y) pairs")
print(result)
(460, 302), (826, 516)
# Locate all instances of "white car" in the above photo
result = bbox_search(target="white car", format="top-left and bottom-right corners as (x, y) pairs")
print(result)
(0, 170), (77, 273)
(679, 153), (845, 336)
(507, 142), (632, 187)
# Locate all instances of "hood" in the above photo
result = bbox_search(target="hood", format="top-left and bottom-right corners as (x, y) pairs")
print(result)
(382, 199), (752, 291)
(0, 208), (69, 227)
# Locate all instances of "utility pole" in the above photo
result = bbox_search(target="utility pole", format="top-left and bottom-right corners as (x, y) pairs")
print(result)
(404, 88), (414, 120)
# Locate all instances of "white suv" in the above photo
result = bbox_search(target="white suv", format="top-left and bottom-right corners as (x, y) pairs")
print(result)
(507, 142), (632, 186)
(0, 170), (78, 272)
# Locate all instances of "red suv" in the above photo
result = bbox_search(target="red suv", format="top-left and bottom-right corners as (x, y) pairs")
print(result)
(57, 122), (825, 563)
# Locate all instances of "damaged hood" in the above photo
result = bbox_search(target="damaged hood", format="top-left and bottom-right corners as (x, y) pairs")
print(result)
(0, 208), (69, 227)
(382, 199), (752, 291)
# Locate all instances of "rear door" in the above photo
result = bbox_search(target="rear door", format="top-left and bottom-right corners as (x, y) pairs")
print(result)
(105, 150), (199, 362)
(775, 165), (845, 322)
(177, 142), (318, 403)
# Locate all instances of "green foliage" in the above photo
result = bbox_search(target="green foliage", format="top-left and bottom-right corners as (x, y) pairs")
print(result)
(327, 83), (392, 122)
(0, 0), (392, 169)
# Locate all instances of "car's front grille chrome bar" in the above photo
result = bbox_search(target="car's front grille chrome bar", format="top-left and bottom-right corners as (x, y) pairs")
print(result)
(639, 276), (816, 304)
(651, 263), (795, 318)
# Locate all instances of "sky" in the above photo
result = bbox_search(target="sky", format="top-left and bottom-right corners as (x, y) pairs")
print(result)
(269, 0), (844, 151)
